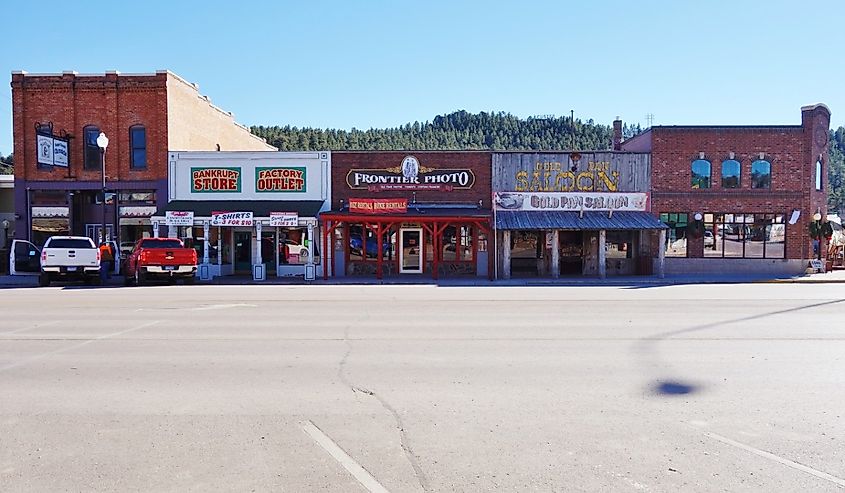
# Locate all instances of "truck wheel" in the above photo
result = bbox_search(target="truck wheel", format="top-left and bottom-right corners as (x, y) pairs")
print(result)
(184, 276), (195, 285)
(135, 270), (145, 287)
(38, 273), (50, 287)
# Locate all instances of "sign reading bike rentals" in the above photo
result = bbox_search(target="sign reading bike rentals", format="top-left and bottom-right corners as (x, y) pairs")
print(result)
(494, 192), (650, 212)
(346, 155), (475, 191)
(349, 198), (408, 214)
(165, 211), (194, 226)
(211, 211), (254, 226)
(269, 212), (299, 227)
(191, 167), (241, 193)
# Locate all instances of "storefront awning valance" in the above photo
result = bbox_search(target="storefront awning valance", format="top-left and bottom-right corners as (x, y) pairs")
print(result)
(495, 211), (668, 230)
(157, 200), (325, 218)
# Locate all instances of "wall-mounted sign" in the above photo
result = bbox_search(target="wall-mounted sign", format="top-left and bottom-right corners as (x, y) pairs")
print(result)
(270, 212), (299, 227)
(165, 211), (194, 226)
(191, 167), (241, 193)
(349, 198), (408, 214)
(346, 155), (476, 191)
(37, 135), (53, 167)
(494, 192), (650, 212)
(211, 211), (254, 226)
(256, 167), (306, 192)
(36, 134), (70, 168)
(53, 140), (69, 166)
(493, 153), (651, 193)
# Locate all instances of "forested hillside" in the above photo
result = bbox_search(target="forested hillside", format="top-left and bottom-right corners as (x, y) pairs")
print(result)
(828, 127), (845, 213)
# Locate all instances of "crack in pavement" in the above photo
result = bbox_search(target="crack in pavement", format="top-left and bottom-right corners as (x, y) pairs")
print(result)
(337, 315), (431, 493)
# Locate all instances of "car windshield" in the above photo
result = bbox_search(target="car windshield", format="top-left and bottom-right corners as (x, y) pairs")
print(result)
(140, 239), (183, 249)
(47, 239), (94, 249)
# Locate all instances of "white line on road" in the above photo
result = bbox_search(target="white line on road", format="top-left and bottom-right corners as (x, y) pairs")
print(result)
(0, 320), (59, 335)
(190, 303), (257, 311)
(703, 431), (845, 488)
(301, 420), (390, 493)
(0, 320), (160, 372)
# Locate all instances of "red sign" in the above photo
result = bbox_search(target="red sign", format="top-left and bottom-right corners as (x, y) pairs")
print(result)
(349, 198), (408, 214)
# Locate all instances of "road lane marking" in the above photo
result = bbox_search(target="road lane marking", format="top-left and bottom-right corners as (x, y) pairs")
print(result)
(189, 303), (257, 311)
(702, 431), (845, 487)
(301, 420), (390, 493)
(0, 320), (59, 335)
(0, 320), (160, 372)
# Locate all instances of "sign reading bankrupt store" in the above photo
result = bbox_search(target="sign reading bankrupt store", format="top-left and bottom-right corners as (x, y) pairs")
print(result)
(192, 167), (241, 193)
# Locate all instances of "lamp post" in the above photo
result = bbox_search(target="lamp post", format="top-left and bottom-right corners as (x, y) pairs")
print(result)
(96, 132), (109, 245)
(813, 211), (823, 261)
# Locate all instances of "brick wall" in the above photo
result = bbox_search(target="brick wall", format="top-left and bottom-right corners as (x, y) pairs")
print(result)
(649, 104), (831, 260)
(331, 151), (492, 209)
(166, 72), (275, 152)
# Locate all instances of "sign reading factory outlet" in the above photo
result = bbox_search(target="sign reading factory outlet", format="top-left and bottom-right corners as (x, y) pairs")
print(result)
(269, 212), (299, 227)
(349, 198), (408, 214)
(494, 192), (650, 212)
(346, 155), (476, 191)
(192, 167), (241, 193)
(256, 167), (306, 192)
(211, 211), (254, 226)
(165, 211), (194, 226)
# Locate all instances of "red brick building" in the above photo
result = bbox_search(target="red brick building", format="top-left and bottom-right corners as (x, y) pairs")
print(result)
(11, 70), (273, 253)
(622, 104), (831, 275)
(321, 151), (493, 279)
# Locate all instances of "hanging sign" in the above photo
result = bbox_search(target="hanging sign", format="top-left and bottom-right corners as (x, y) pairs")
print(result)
(256, 167), (306, 192)
(349, 198), (408, 214)
(211, 211), (254, 226)
(165, 211), (194, 226)
(270, 212), (299, 227)
(191, 167), (241, 193)
(346, 155), (475, 191)
(494, 192), (649, 212)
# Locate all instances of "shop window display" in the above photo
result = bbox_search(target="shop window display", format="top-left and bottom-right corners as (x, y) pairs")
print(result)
(704, 213), (785, 258)
(660, 213), (688, 257)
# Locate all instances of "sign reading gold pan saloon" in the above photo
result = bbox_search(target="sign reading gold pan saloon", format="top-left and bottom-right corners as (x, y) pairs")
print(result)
(256, 167), (306, 193)
(191, 167), (241, 193)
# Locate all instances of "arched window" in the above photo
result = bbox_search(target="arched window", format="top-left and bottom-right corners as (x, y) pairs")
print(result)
(83, 125), (101, 170)
(751, 159), (771, 189)
(130, 125), (147, 169)
(691, 159), (711, 189)
(816, 158), (823, 191)
(721, 159), (741, 188)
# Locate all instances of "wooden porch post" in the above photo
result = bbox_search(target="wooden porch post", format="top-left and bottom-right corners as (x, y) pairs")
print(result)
(658, 229), (666, 279)
(598, 229), (607, 279)
(322, 220), (329, 280)
(376, 222), (383, 280)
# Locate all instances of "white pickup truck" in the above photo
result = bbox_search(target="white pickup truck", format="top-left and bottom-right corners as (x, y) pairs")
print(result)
(37, 236), (101, 286)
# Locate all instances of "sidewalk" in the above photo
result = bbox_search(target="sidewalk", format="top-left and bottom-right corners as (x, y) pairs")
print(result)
(2, 270), (844, 288)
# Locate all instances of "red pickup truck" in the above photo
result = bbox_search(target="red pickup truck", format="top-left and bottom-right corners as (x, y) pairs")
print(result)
(124, 238), (198, 286)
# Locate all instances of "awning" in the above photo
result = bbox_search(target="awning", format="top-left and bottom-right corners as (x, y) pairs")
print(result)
(157, 200), (325, 218)
(31, 206), (69, 218)
(119, 206), (157, 217)
(495, 211), (668, 230)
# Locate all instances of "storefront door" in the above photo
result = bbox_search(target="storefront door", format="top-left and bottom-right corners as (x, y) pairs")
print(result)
(399, 228), (423, 274)
(559, 231), (584, 275)
(234, 231), (252, 274)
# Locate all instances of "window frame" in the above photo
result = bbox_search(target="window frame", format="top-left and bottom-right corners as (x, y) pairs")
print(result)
(691, 159), (711, 189)
(720, 159), (741, 189)
(83, 125), (101, 170)
(702, 212), (785, 259)
(129, 124), (147, 170)
(751, 159), (772, 189)
(816, 158), (823, 191)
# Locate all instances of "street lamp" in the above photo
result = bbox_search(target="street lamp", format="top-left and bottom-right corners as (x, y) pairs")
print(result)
(96, 132), (109, 245)
(813, 210), (823, 261)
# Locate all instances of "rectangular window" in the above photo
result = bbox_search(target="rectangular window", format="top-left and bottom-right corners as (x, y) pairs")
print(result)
(84, 126), (101, 170)
(703, 213), (785, 259)
(606, 231), (633, 258)
(130, 126), (147, 169)
(660, 213), (688, 257)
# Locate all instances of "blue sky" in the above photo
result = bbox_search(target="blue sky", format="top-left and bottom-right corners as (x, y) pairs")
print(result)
(2, 0), (843, 155)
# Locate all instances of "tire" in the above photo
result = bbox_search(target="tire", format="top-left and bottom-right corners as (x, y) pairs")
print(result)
(38, 273), (50, 287)
(135, 269), (145, 287)
(183, 276), (195, 285)
(124, 274), (133, 286)
(88, 276), (102, 286)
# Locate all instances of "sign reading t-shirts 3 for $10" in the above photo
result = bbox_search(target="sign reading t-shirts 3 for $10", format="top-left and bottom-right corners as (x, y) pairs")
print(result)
(211, 211), (254, 226)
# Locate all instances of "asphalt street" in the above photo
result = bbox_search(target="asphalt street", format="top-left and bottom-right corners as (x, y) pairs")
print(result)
(0, 283), (843, 492)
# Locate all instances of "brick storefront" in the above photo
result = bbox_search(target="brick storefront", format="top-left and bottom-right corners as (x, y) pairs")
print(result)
(623, 104), (831, 275)
(11, 70), (274, 254)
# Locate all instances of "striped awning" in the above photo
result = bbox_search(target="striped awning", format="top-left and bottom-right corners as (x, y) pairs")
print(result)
(31, 206), (69, 218)
(495, 211), (668, 230)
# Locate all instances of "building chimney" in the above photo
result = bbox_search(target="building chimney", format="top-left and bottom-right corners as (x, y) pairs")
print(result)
(612, 117), (622, 151)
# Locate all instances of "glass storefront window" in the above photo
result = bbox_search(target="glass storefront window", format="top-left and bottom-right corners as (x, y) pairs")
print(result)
(703, 213), (785, 259)
(32, 218), (70, 248)
(660, 213), (688, 257)
(606, 231), (633, 259)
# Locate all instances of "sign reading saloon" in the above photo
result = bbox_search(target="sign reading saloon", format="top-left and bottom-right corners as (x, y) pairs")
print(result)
(192, 167), (241, 193)
(494, 192), (650, 212)
(346, 155), (475, 191)
(256, 167), (306, 192)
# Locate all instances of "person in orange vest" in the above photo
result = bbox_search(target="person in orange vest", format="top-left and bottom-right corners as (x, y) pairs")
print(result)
(99, 242), (115, 281)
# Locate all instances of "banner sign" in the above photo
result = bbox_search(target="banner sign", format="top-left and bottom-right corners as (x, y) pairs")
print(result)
(211, 211), (254, 226)
(256, 167), (306, 192)
(346, 155), (475, 191)
(349, 198), (408, 214)
(270, 212), (299, 227)
(494, 192), (650, 212)
(37, 134), (70, 167)
(165, 211), (194, 226)
(191, 167), (241, 193)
